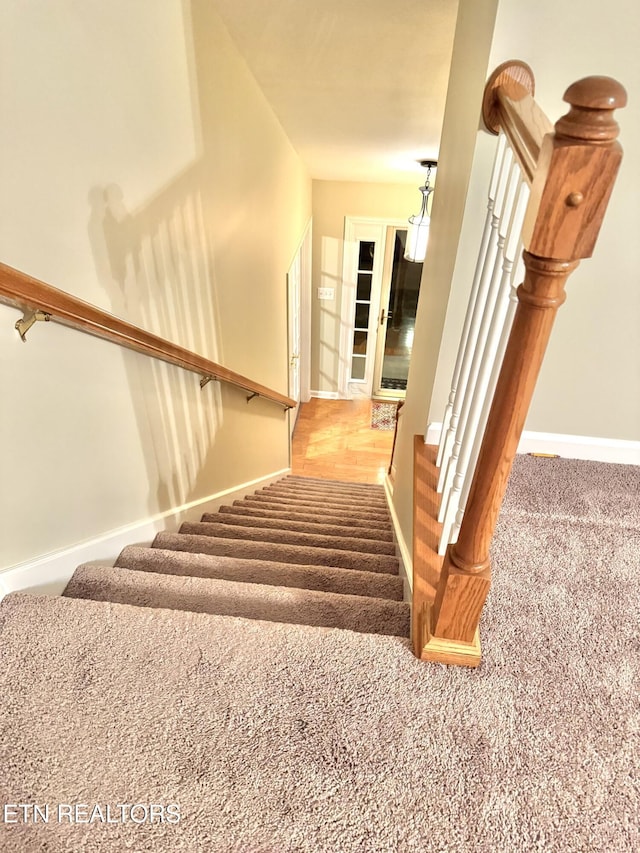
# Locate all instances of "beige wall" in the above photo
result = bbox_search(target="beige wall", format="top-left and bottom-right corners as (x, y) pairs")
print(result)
(392, 0), (639, 549)
(0, 0), (311, 568)
(310, 180), (419, 394)
(428, 0), (640, 442)
(391, 0), (499, 544)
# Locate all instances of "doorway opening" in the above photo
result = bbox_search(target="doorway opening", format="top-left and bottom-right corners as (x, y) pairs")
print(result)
(340, 217), (423, 400)
(373, 228), (423, 399)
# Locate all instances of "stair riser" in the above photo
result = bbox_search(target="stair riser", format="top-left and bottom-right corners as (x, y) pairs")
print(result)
(153, 532), (399, 574)
(283, 475), (385, 493)
(31, 473), (407, 650)
(64, 566), (410, 638)
(242, 495), (391, 517)
(180, 522), (397, 556)
(220, 504), (393, 531)
(262, 487), (388, 509)
(279, 481), (386, 499)
(200, 512), (394, 543)
(116, 546), (404, 601)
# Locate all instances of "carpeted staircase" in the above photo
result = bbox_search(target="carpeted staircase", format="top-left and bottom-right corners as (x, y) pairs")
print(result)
(1, 460), (637, 852)
(63, 475), (410, 639)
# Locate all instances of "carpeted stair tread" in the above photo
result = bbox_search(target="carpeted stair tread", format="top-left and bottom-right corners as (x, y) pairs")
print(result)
(2, 459), (637, 853)
(236, 496), (391, 522)
(276, 480), (386, 499)
(180, 520), (397, 556)
(153, 531), (399, 574)
(266, 485), (388, 504)
(263, 484), (387, 503)
(283, 474), (385, 493)
(200, 511), (394, 542)
(242, 494), (391, 517)
(63, 565), (410, 638)
(261, 485), (388, 508)
(266, 487), (388, 505)
(219, 503), (393, 531)
(115, 545), (404, 600)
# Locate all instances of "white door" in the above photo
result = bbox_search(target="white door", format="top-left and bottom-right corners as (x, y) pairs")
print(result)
(372, 227), (423, 398)
(339, 217), (407, 398)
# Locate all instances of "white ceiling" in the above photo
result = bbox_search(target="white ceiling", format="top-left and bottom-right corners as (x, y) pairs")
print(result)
(212, 0), (459, 184)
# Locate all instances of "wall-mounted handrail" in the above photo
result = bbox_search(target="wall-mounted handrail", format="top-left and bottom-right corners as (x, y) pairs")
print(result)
(0, 262), (295, 410)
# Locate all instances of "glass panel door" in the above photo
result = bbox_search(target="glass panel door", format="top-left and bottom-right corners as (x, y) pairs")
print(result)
(350, 240), (375, 382)
(373, 229), (423, 397)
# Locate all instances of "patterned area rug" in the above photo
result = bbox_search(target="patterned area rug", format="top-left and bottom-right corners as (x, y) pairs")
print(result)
(380, 377), (407, 391)
(371, 401), (398, 430)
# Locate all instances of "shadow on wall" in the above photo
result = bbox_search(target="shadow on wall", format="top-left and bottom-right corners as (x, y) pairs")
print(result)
(317, 235), (343, 396)
(83, 0), (292, 519)
(319, 304), (343, 394)
(87, 170), (224, 516)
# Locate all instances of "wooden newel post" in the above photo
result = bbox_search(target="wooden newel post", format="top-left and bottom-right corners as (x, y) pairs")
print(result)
(424, 75), (626, 665)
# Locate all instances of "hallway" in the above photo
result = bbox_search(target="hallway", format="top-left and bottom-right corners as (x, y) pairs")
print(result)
(291, 398), (395, 484)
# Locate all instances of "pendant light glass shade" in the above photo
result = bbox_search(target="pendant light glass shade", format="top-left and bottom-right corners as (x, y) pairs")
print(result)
(404, 161), (436, 263)
(405, 202), (431, 262)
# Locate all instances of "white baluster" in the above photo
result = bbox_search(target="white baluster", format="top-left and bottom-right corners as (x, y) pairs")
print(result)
(450, 187), (530, 546)
(437, 143), (514, 513)
(436, 133), (507, 473)
(439, 157), (523, 553)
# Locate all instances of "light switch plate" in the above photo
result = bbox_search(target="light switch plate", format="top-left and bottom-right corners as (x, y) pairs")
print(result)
(317, 287), (335, 300)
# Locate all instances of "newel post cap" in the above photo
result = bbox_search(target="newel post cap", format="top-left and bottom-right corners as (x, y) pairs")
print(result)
(556, 76), (627, 142)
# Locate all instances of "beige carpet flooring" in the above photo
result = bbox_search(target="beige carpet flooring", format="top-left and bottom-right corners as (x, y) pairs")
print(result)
(0, 460), (638, 852)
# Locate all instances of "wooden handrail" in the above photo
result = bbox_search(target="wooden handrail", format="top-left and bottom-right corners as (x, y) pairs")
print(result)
(0, 263), (295, 410)
(417, 65), (626, 666)
(482, 60), (554, 183)
(388, 400), (405, 476)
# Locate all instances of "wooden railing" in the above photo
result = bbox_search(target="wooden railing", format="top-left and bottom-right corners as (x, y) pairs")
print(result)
(415, 62), (626, 666)
(388, 401), (405, 476)
(0, 262), (295, 410)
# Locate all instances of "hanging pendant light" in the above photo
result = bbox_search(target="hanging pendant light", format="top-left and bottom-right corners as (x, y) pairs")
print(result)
(404, 159), (437, 263)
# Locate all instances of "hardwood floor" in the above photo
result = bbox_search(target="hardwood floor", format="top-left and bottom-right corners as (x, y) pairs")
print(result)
(291, 398), (395, 484)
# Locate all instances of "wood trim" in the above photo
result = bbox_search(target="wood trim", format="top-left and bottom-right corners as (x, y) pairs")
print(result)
(524, 78), (626, 260)
(450, 253), (578, 575)
(411, 440), (445, 646)
(495, 90), (554, 183)
(0, 262), (295, 410)
(388, 400), (404, 475)
(412, 437), (482, 666)
(482, 60), (553, 184)
(420, 602), (481, 668)
(427, 73), (627, 658)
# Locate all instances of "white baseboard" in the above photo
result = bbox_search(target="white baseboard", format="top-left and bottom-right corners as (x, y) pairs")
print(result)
(517, 431), (640, 464)
(383, 474), (413, 596)
(310, 390), (340, 400)
(0, 468), (291, 602)
(425, 423), (640, 465)
(425, 422), (443, 445)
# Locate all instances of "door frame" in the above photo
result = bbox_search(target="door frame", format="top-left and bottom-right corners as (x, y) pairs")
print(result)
(338, 217), (407, 399)
(287, 218), (312, 433)
(287, 256), (301, 434)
